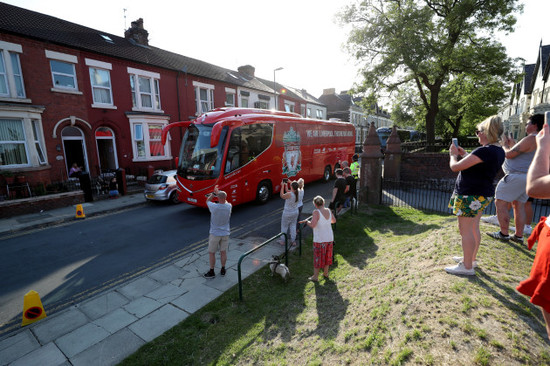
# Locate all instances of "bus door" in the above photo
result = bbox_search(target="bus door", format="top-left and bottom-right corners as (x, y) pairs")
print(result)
(223, 127), (247, 204)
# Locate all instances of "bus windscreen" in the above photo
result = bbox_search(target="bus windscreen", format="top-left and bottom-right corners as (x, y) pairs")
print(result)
(178, 124), (227, 180)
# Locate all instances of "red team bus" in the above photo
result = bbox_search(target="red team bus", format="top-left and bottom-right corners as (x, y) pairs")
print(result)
(161, 108), (355, 207)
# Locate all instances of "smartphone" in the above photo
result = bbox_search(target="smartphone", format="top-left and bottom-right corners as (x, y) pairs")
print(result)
(282, 178), (288, 183)
(545, 111), (550, 125)
(452, 138), (458, 147)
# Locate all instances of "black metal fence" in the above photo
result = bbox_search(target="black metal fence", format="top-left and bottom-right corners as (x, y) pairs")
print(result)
(400, 139), (481, 153)
(381, 178), (550, 221)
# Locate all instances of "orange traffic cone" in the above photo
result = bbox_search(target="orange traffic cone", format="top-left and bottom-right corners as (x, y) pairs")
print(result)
(75, 204), (85, 219)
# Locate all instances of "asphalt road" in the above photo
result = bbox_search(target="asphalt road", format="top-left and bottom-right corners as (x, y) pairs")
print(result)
(0, 180), (333, 336)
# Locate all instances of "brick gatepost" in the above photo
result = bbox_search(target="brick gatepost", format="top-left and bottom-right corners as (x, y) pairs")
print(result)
(383, 126), (402, 181)
(360, 122), (383, 204)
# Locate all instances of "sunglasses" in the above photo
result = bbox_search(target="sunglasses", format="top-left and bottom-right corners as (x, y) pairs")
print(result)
(475, 130), (483, 135)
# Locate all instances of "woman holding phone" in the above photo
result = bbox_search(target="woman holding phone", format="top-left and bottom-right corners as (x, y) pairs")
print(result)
(446, 116), (505, 275)
(279, 179), (300, 246)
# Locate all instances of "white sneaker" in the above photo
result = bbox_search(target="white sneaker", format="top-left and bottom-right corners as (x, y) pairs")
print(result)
(524, 225), (532, 236)
(452, 256), (478, 268)
(481, 215), (499, 226)
(445, 262), (476, 276)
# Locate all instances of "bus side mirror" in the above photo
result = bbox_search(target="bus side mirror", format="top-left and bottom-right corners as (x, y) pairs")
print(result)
(210, 120), (244, 148)
(161, 121), (192, 145)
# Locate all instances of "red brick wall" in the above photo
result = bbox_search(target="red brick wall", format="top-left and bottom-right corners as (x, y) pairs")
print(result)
(400, 153), (458, 182)
(0, 191), (84, 219)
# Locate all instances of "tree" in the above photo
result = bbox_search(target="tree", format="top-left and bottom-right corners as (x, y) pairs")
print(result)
(436, 72), (511, 138)
(340, 0), (521, 147)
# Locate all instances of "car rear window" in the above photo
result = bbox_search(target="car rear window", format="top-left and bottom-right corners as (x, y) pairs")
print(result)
(148, 175), (167, 184)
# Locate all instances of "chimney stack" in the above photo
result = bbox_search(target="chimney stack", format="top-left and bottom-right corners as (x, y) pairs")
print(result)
(238, 65), (255, 78)
(323, 88), (336, 95)
(125, 18), (149, 46)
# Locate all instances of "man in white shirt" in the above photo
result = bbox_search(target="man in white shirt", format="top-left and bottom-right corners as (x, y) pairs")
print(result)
(204, 185), (232, 278)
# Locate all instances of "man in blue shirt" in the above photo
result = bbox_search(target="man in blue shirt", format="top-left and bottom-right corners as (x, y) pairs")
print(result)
(204, 185), (232, 278)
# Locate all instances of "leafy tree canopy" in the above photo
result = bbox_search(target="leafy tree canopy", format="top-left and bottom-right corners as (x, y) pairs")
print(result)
(339, 0), (522, 145)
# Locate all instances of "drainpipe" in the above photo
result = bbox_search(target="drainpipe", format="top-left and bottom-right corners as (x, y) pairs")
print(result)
(176, 71), (181, 121)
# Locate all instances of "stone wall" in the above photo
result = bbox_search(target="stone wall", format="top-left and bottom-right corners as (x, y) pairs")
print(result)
(0, 191), (84, 219)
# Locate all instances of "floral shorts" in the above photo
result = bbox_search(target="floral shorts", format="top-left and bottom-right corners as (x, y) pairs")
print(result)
(448, 194), (492, 217)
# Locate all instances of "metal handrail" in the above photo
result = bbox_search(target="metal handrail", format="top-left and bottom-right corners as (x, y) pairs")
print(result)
(297, 215), (312, 256)
(237, 232), (289, 301)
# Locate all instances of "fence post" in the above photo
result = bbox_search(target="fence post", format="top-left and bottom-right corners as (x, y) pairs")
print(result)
(360, 122), (383, 205)
(383, 126), (402, 181)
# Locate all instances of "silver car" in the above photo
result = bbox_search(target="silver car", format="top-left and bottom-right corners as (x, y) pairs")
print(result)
(144, 170), (180, 204)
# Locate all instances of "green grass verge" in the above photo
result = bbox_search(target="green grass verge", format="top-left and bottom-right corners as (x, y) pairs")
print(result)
(120, 205), (549, 365)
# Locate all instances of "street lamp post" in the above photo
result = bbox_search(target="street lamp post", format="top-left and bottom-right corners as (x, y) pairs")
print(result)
(273, 67), (283, 110)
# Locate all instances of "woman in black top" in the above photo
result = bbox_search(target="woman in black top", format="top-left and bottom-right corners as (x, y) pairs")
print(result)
(446, 116), (505, 275)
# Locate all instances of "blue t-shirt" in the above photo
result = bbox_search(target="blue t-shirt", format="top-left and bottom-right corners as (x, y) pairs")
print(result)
(454, 145), (505, 197)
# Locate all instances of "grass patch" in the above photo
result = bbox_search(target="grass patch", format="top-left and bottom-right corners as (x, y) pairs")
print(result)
(120, 206), (550, 365)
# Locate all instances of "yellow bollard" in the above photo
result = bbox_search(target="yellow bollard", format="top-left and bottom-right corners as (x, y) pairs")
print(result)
(21, 290), (47, 326)
(75, 204), (85, 219)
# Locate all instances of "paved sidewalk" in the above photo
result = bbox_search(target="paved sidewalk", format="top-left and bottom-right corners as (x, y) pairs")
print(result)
(0, 193), (318, 366)
(0, 193), (147, 239)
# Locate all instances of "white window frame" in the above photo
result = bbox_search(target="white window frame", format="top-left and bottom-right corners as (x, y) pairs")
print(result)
(316, 109), (323, 119)
(127, 67), (162, 112)
(284, 101), (295, 113)
(86, 58), (116, 109)
(0, 41), (29, 102)
(31, 119), (46, 164)
(307, 108), (311, 118)
(193, 81), (215, 115)
(128, 114), (171, 161)
(0, 107), (46, 168)
(225, 87), (236, 107)
(46, 50), (81, 94)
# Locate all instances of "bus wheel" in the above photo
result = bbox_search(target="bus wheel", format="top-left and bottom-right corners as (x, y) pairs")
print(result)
(256, 181), (272, 204)
(323, 166), (332, 182)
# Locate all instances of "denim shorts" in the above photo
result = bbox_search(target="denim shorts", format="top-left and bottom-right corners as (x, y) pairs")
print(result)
(449, 194), (492, 217)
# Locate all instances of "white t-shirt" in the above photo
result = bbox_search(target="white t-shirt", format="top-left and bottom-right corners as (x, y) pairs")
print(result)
(207, 201), (232, 236)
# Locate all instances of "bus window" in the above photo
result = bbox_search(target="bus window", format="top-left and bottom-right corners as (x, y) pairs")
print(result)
(246, 124), (273, 158)
(226, 129), (243, 173)
(179, 124), (227, 180)
(225, 124), (273, 173)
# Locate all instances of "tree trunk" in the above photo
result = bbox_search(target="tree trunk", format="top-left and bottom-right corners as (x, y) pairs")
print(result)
(425, 87), (440, 152)
(452, 116), (462, 138)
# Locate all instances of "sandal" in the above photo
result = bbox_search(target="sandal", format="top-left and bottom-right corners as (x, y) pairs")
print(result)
(308, 276), (318, 282)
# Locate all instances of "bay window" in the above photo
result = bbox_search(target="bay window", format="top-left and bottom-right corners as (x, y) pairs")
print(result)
(129, 115), (170, 161)
(0, 119), (28, 166)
